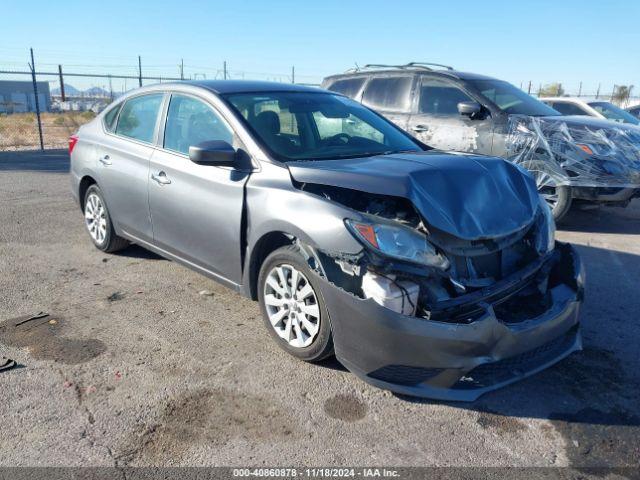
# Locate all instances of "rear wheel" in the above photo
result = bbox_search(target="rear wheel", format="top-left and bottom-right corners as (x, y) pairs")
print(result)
(83, 185), (128, 253)
(258, 245), (334, 362)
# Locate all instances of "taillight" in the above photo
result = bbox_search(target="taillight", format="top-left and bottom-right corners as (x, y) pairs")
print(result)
(69, 135), (79, 154)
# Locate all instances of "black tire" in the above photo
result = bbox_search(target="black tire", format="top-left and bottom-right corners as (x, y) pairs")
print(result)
(83, 185), (129, 253)
(541, 185), (572, 223)
(257, 244), (334, 362)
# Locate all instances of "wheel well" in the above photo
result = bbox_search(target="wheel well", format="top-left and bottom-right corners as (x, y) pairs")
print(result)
(248, 232), (294, 300)
(78, 176), (97, 209)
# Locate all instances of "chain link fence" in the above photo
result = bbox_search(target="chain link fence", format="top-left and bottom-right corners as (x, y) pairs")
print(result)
(1, 55), (637, 152)
(0, 66), (186, 151)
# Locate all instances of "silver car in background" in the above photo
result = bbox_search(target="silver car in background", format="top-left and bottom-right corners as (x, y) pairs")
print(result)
(70, 81), (584, 401)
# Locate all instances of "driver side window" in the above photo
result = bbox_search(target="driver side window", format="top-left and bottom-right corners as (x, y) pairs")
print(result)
(419, 78), (474, 115)
(164, 94), (233, 155)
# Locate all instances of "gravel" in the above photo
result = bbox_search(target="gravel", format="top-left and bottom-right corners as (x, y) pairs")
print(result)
(0, 149), (639, 469)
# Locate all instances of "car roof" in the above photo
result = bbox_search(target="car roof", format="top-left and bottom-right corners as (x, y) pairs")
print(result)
(182, 80), (323, 94)
(324, 69), (499, 82)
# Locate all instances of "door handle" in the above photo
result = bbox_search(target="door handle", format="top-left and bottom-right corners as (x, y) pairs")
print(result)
(412, 124), (429, 133)
(151, 171), (171, 185)
(98, 155), (112, 166)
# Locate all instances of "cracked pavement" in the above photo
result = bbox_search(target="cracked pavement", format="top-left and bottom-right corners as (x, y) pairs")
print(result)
(0, 150), (639, 469)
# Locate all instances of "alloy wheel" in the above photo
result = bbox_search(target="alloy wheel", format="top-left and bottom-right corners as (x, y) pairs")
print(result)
(535, 171), (559, 210)
(263, 264), (320, 348)
(84, 193), (107, 245)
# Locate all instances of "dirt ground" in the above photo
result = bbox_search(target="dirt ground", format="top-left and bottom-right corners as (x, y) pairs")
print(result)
(0, 150), (639, 471)
(0, 111), (95, 150)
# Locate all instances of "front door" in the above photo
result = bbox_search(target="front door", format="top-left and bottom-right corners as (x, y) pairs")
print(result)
(148, 93), (249, 285)
(408, 76), (494, 154)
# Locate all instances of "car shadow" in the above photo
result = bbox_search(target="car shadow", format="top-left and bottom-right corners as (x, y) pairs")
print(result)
(558, 200), (640, 234)
(391, 242), (640, 468)
(116, 244), (165, 261)
(316, 355), (349, 372)
(0, 149), (69, 173)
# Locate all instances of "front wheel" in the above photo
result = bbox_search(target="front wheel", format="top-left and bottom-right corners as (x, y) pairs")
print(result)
(532, 168), (572, 222)
(539, 184), (572, 222)
(258, 245), (334, 362)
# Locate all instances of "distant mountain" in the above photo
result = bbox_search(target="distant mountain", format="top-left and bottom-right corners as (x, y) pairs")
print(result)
(84, 86), (110, 97)
(51, 84), (110, 97)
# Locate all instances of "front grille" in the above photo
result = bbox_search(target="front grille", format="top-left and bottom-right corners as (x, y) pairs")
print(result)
(453, 325), (579, 390)
(368, 365), (443, 386)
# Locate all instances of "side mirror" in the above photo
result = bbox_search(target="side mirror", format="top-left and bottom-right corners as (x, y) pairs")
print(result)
(189, 140), (236, 166)
(457, 101), (482, 118)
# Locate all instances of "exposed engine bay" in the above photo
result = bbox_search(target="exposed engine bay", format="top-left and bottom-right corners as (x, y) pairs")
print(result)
(298, 182), (558, 323)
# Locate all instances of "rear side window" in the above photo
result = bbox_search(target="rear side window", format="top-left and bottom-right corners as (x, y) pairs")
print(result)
(164, 94), (233, 155)
(419, 78), (474, 115)
(362, 76), (413, 111)
(551, 102), (588, 116)
(115, 94), (164, 143)
(327, 78), (366, 99)
(103, 104), (121, 132)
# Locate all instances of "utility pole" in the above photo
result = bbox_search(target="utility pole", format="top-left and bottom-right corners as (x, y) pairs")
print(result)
(58, 65), (66, 102)
(292, 66), (295, 84)
(223, 61), (227, 80)
(29, 48), (44, 151)
(596, 83), (601, 99)
(138, 55), (142, 87)
(527, 80), (532, 94)
(180, 59), (184, 80)
(109, 75), (113, 101)
(578, 81), (582, 97)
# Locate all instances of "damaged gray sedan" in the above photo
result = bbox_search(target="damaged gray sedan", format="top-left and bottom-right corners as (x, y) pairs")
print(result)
(70, 81), (584, 401)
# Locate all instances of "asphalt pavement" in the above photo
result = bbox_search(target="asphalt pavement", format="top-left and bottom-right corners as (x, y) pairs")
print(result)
(0, 150), (639, 470)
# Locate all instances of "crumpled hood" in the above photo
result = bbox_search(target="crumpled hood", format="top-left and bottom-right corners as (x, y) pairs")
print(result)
(288, 151), (540, 240)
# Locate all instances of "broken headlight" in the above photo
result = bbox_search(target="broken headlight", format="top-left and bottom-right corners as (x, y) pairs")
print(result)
(345, 219), (450, 270)
(535, 197), (555, 254)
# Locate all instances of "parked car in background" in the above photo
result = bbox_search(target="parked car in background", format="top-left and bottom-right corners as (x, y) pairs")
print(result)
(626, 104), (640, 120)
(69, 80), (583, 401)
(322, 64), (640, 221)
(541, 97), (640, 125)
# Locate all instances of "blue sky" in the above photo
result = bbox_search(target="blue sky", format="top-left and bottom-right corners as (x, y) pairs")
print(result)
(2, 0), (639, 94)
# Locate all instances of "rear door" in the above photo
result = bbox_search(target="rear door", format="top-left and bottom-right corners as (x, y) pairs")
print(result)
(408, 76), (494, 154)
(96, 93), (164, 242)
(360, 74), (414, 130)
(148, 93), (249, 286)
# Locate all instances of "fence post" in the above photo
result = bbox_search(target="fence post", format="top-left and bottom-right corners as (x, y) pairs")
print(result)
(29, 48), (44, 151)
(138, 55), (142, 87)
(58, 64), (66, 102)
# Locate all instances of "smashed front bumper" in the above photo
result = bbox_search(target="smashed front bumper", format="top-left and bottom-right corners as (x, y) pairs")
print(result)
(317, 242), (584, 402)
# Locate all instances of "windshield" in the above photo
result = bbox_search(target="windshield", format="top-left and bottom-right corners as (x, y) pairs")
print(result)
(224, 91), (422, 162)
(469, 79), (561, 116)
(588, 102), (640, 125)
